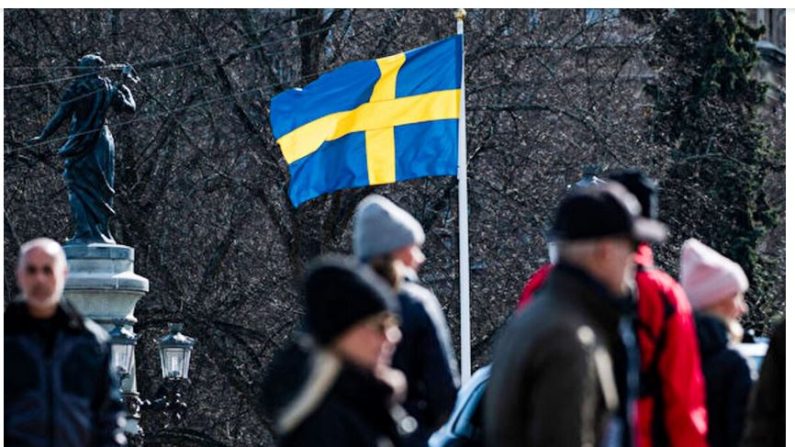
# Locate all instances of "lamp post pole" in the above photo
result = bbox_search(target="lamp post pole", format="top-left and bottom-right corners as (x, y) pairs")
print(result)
(63, 243), (149, 440)
(63, 244), (197, 444)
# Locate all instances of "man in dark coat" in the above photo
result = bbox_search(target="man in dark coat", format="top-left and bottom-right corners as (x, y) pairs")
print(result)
(261, 255), (415, 447)
(353, 194), (460, 446)
(485, 182), (668, 447)
(4, 238), (127, 447)
(517, 171), (709, 447)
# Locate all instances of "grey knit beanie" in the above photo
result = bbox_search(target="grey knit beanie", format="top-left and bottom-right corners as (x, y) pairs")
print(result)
(353, 195), (425, 261)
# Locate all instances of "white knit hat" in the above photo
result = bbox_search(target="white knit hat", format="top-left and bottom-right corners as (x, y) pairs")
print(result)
(679, 238), (749, 310)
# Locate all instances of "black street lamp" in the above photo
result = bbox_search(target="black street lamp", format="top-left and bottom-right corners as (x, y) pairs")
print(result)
(110, 322), (197, 445)
(158, 323), (196, 380)
(109, 320), (138, 381)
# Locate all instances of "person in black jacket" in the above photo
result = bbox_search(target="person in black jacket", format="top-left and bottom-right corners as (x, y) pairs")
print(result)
(261, 255), (415, 447)
(680, 239), (753, 447)
(353, 194), (459, 447)
(742, 320), (784, 447)
(4, 238), (127, 447)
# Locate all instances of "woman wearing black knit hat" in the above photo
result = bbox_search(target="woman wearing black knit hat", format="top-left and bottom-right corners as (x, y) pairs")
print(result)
(261, 254), (417, 447)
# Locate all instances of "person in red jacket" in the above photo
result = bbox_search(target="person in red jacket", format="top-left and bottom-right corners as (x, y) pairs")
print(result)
(517, 170), (709, 447)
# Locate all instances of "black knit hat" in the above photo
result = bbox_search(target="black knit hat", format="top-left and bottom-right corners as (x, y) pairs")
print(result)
(303, 254), (397, 346)
(608, 169), (659, 220)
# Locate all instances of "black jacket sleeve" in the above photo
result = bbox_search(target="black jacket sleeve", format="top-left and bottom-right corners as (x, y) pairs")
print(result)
(415, 303), (458, 430)
(410, 284), (460, 386)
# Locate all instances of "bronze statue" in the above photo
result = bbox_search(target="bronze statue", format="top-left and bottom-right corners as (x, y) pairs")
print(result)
(31, 54), (138, 245)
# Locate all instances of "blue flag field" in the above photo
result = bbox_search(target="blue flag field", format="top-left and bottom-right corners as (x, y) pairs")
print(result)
(270, 35), (463, 206)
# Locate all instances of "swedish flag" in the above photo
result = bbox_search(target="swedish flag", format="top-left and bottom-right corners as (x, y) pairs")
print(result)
(270, 35), (462, 206)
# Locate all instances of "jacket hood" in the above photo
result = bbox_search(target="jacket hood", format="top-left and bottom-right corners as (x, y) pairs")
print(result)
(695, 312), (730, 357)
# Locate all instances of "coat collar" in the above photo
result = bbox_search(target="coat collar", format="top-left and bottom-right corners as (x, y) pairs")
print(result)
(544, 262), (635, 329)
(4, 298), (86, 334)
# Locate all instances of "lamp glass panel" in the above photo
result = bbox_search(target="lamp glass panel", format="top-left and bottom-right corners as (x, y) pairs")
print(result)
(111, 343), (133, 376)
(161, 348), (185, 379)
(181, 350), (193, 379)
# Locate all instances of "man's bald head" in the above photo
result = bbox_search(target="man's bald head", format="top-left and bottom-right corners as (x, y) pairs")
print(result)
(18, 238), (67, 269)
(16, 238), (68, 319)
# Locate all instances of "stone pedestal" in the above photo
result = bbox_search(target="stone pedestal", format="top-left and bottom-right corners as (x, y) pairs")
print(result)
(63, 243), (149, 440)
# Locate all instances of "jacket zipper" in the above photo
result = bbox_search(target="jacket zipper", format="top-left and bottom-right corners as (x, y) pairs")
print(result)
(46, 333), (59, 447)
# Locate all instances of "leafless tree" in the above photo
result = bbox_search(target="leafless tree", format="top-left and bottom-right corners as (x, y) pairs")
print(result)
(4, 9), (784, 446)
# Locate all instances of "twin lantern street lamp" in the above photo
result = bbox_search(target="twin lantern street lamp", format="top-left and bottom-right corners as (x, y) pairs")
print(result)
(110, 322), (196, 381)
(109, 321), (196, 435)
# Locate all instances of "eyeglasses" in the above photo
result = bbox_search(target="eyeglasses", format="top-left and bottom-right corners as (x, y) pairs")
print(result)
(364, 314), (400, 334)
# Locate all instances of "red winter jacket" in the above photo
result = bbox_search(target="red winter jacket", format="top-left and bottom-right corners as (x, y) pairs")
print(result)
(516, 245), (709, 447)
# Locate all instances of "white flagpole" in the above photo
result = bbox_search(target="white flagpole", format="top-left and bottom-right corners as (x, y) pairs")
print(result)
(455, 8), (471, 384)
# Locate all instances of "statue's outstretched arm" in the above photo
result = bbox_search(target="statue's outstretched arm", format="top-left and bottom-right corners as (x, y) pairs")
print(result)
(114, 84), (136, 114)
(30, 102), (71, 143)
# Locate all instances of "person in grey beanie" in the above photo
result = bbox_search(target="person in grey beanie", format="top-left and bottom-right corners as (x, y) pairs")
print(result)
(261, 254), (415, 447)
(353, 194), (460, 447)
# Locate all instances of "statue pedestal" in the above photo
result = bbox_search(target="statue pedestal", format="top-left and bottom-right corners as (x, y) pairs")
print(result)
(63, 243), (149, 440)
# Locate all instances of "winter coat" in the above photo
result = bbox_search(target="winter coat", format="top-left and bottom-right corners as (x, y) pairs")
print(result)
(392, 278), (459, 446)
(741, 320), (785, 447)
(487, 263), (636, 447)
(4, 300), (127, 447)
(695, 313), (752, 447)
(261, 337), (409, 447)
(633, 245), (708, 447)
(516, 245), (709, 447)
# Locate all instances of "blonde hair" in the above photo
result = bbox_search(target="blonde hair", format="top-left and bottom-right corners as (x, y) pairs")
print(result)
(368, 255), (402, 290)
